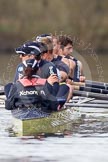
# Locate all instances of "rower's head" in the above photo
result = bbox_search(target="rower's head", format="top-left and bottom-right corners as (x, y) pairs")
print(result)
(22, 59), (39, 79)
(36, 33), (52, 42)
(15, 42), (42, 61)
(52, 35), (60, 56)
(36, 36), (54, 61)
(15, 46), (31, 61)
(58, 36), (73, 56)
(23, 41), (43, 60)
(23, 41), (51, 61)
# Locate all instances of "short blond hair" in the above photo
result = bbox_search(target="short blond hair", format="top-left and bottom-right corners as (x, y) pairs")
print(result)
(40, 37), (53, 54)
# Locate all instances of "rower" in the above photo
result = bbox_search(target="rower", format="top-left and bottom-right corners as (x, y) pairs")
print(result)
(14, 44), (41, 82)
(35, 36), (73, 101)
(36, 34), (72, 78)
(14, 42), (58, 81)
(5, 59), (69, 118)
(53, 35), (86, 82)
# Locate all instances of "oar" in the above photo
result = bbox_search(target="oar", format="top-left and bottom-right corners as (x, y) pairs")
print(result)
(73, 90), (108, 100)
(72, 80), (108, 90)
(85, 80), (108, 89)
(76, 97), (95, 104)
(65, 103), (108, 108)
(0, 90), (5, 95)
(0, 85), (4, 95)
(74, 85), (108, 94)
(70, 98), (108, 104)
(0, 98), (5, 101)
(86, 80), (108, 87)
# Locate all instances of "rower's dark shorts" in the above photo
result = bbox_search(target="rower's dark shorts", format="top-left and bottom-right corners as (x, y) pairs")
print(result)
(57, 83), (69, 98)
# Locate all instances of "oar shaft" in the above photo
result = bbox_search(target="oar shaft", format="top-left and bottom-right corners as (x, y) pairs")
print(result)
(0, 86), (4, 95)
(0, 91), (5, 95)
(79, 86), (108, 94)
(85, 82), (108, 90)
(86, 80), (108, 87)
(65, 103), (108, 108)
(73, 90), (108, 100)
(70, 99), (108, 104)
(73, 81), (108, 90)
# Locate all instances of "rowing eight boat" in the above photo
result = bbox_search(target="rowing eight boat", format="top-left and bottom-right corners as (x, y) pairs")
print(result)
(12, 97), (108, 137)
(12, 107), (82, 136)
(1, 80), (108, 136)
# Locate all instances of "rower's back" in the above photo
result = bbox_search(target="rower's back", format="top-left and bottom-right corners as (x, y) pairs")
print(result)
(5, 59), (60, 118)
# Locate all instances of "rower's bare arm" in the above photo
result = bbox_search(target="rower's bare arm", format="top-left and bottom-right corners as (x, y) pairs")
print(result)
(78, 60), (86, 82)
(68, 59), (76, 79)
